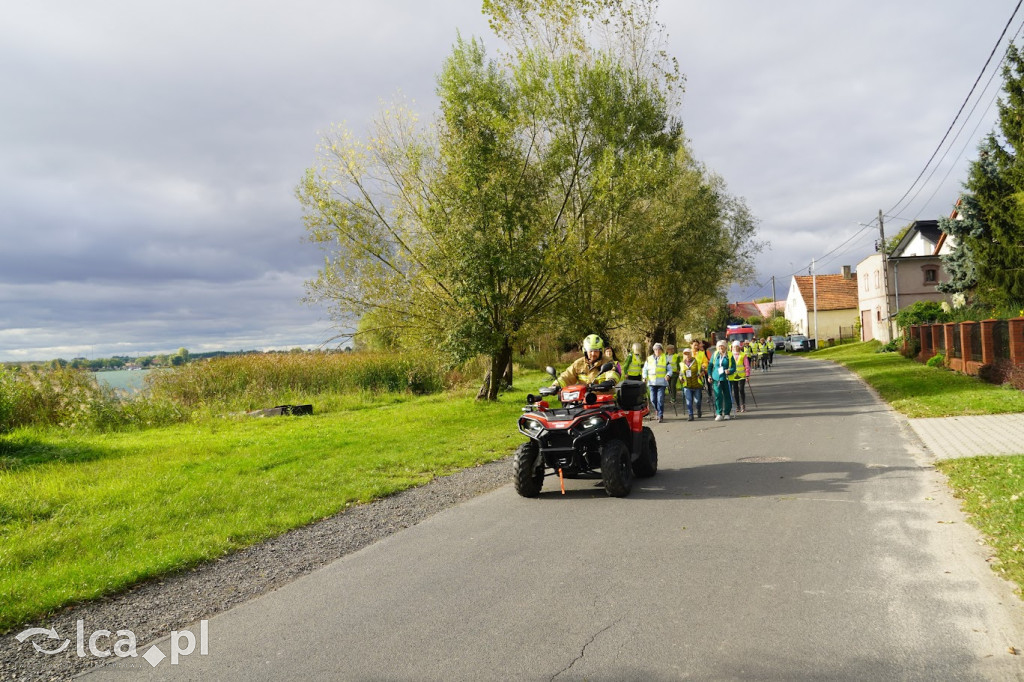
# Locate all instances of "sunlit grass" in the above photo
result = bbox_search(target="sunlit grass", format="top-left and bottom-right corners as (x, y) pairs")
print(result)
(937, 456), (1024, 597)
(811, 341), (1024, 418)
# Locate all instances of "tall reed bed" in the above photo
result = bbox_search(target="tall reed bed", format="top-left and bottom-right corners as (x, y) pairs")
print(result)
(0, 352), (446, 433)
(0, 366), (184, 432)
(145, 351), (446, 409)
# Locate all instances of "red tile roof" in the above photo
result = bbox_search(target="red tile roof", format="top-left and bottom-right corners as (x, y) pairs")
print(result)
(793, 275), (858, 311)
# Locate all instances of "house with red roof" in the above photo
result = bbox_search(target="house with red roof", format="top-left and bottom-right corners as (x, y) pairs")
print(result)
(784, 268), (859, 341)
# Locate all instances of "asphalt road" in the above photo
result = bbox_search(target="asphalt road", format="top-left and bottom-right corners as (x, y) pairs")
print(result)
(89, 355), (1024, 681)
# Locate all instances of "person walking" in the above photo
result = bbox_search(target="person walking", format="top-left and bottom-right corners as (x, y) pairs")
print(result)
(622, 343), (644, 380)
(728, 340), (752, 415)
(665, 344), (680, 405)
(603, 346), (623, 382)
(643, 342), (672, 423)
(708, 339), (736, 421)
(679, 347), (703, 421)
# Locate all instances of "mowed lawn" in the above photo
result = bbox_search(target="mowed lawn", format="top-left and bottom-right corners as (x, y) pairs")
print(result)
(810, 341), (1024, 418)
(0, 378), (540, 632)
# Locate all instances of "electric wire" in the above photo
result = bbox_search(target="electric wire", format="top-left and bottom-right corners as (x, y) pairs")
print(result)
(898, 17), (1024, 222)
(884, 0), (1023, 220)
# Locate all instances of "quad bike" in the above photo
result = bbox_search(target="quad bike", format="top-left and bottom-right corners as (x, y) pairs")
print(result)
(514, 364), (658, 498)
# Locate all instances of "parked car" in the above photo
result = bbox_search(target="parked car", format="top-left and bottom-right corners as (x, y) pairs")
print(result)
(785, 334), (809, 352)
(771, 335), (786, 350)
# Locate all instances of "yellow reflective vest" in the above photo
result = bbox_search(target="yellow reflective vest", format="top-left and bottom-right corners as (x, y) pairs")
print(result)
(679, 356), (703, 389)
(622, 351), (644, 379)
(643, 354), (671, 386)
(728, 351), (750, 381)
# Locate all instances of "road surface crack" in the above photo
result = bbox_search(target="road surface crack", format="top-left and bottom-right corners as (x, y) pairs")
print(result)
(551, 619), (620, 680)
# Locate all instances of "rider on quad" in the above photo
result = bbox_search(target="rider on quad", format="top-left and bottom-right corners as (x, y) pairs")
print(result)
(553, 334), (621, 391)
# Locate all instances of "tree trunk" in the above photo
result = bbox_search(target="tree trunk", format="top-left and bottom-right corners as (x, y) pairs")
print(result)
(476, 371), (492, 400)
(502, 355), (514, 388)
(486, 340), (513, 401)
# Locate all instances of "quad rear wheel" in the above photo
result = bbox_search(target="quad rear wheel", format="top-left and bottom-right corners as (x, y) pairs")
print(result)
(513, 442), (544, 497)
(633, 426), (658, 478)
(600, 439), (632, 497)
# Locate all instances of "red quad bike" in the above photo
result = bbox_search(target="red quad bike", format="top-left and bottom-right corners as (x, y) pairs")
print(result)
(514, 364), (657, 497)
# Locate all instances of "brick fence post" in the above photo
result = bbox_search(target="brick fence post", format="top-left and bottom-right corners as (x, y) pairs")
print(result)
(1010, 318), (1024, 366)
(980, 319), (997, 366)
(961, 321), (978, 375)
(945, 323), (961, 373)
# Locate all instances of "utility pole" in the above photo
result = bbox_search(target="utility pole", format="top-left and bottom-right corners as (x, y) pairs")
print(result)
(811, 258), (819, 346)
(878, 209), (891, 342)
(771, 275), (777, 307)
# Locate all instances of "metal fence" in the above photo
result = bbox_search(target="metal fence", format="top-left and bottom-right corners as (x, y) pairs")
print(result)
(969, 324), (982, 362)
(951, 323), (962, 358)
(994, 320), (1010, 360)
(935, 325), (946, 352)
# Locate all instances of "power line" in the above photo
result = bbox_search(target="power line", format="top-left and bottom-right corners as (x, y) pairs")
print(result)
(885, 0), (1023, 219)
(898, 17), (1024, 222)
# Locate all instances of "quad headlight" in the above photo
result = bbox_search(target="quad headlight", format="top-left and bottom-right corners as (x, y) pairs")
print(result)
(574, 414), (608, 434)
(519, 417), (544, 438)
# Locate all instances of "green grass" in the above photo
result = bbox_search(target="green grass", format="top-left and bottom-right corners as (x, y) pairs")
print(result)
(0, 373), (545, 632)
(936, 456), (1024, 598)
(810, 341), (1024, 418)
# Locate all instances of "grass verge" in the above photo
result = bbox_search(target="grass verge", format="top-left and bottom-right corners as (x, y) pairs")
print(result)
(810, 341), (1024, 418)
(0, 372), (545, 633)
(936, 456), (1024, 598)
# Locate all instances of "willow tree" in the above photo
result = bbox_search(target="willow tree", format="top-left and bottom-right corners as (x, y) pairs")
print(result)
(298, 24), (675, 398)
(612, 149), (761, 345)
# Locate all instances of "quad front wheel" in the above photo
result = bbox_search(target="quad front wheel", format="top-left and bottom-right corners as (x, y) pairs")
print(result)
(600, 439), (632, 497)
(513, 442), (544, 497)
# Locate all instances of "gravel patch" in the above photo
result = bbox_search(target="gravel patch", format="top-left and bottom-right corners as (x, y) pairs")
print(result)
(0, 457), (512, 681)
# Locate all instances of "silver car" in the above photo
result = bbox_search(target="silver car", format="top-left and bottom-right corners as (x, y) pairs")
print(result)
(785, 334), (809, 351)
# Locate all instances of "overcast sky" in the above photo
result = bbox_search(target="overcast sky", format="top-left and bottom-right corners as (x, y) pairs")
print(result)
(0, 1), (1016, 361)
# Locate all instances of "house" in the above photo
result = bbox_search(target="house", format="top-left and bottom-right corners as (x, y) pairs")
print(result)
(784, 268), (859, 341)
(729, 300), (785, 321)
(856, 219), (954, 343)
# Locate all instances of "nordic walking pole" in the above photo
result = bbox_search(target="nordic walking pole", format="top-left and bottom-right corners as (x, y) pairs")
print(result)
(746, 379), (758, 408)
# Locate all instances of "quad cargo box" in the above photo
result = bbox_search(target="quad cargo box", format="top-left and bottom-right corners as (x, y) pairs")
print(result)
(616, 380), (647, 410)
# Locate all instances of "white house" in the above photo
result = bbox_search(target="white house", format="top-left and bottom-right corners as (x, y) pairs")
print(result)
(857, 219), (955, 343)
(785, 268), (859, 341)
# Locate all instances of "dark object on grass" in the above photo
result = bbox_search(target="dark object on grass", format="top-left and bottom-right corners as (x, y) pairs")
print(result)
(246, 404), (313, 418)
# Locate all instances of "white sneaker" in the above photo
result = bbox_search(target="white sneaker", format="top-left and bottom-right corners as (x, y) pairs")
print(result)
(714, 415), (722, 421)
(723, 415), (731, 420)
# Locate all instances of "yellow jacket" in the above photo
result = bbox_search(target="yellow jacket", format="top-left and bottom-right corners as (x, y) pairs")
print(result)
(556, 356), (621, 389)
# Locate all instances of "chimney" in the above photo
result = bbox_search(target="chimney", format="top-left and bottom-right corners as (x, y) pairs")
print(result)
(842, 265), (852, 280)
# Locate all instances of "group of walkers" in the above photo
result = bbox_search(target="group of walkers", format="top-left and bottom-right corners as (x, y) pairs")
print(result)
(553, 334), (777, 424)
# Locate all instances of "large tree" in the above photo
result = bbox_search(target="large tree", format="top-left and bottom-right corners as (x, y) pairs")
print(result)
(298, 18), (676, 398)
(940, 42), (1024, 309)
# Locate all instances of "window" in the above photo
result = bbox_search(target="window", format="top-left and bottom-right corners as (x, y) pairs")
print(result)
(923, 267), (937, 284)
(874, 271), (880, 289)
(876, 308), (882, 321)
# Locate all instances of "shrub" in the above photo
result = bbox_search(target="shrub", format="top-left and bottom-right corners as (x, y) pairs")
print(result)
(1008, 363), (1024, 391)
(978, 360), (1014, 385)
(877, 336), (903, 353)
(901, 337), (921, 359)
(926, 353), (945, 368)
